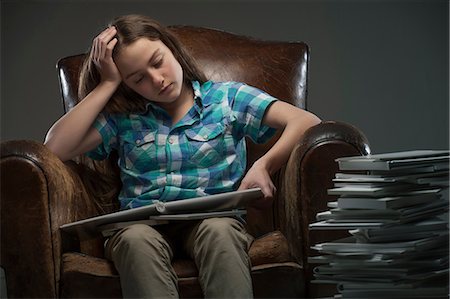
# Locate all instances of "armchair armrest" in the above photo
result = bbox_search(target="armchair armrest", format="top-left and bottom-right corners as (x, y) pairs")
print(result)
(277, 121), (370, 294)
(0, 140), (104, 298)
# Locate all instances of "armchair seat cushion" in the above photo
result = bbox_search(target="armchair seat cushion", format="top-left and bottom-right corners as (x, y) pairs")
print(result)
(60, 230), (303, 298)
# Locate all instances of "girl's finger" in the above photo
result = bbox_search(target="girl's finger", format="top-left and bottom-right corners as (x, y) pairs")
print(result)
(98, 27), (117, 47)
(261, 186), (273, 199)
(100, 28), (118, 58)
(92, 27), (116, 60)
(96, 26), (114, 41)
(105, 38), (118, 56)
(104, 26), (117, 39)
(99, 39), (106, 61)
(91, 40), (99, 63)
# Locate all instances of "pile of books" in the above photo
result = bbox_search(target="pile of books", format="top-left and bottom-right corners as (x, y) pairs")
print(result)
(309, 150), (449, 299)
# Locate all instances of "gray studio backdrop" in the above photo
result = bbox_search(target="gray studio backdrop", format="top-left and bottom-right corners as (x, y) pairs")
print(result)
(1, 0), (448, 153)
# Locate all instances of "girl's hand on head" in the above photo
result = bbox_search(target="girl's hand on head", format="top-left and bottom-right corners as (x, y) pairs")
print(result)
(90, 26), (122, 85)
(237, 159), (276, 209)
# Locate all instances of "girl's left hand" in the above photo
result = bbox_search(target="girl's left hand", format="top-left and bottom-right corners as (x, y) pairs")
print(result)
(238, 159), (276, 209)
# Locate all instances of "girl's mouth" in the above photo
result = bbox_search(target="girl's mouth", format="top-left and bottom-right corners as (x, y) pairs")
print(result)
(159, 83), (172, 95)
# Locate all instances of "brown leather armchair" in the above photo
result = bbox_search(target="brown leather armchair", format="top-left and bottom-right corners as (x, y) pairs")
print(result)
(0, 26), (370, 298)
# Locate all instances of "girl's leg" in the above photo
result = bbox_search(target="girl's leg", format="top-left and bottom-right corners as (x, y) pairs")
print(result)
(105, 224), (179, 298)
(184, 217), (254, 298)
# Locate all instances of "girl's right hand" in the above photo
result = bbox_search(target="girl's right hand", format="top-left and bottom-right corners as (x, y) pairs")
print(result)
(90, 26), (122, 84)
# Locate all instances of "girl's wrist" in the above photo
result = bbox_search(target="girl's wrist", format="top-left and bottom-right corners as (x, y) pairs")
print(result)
(253, 157), (273, 175)
(97, 80), (121, 94)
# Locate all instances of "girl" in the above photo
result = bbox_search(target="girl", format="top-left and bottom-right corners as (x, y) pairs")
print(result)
(45, 14), (320, 298)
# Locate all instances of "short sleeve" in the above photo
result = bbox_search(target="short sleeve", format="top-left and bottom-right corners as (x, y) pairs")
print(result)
(85, 113), (118, 160)
(230, 83), (278, 144)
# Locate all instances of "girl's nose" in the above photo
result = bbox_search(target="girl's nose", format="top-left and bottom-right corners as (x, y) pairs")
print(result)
(148, 69), (164, 87)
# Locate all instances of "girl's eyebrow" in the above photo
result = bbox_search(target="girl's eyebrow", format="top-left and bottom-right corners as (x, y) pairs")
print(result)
(125, 48), (161, 79)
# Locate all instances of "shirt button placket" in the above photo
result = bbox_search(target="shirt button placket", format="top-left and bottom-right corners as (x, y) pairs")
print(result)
(166, 135), (174, 176)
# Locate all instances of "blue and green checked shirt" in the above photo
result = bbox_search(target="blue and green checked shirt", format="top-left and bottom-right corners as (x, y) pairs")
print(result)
(87, 81), (278, 209)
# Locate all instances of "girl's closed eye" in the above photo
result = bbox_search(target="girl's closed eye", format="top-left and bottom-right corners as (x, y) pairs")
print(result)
(134, 75), (144, 84)
(153, 56), (164, 68)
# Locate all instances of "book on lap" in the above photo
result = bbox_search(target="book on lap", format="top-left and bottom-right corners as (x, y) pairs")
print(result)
(60, 188), (263, 238)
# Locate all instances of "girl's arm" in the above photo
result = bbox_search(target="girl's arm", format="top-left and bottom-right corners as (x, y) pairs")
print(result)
(238, 101), (321, 202)
(44, 82), (118, 161)
(44, 27), (121, 162)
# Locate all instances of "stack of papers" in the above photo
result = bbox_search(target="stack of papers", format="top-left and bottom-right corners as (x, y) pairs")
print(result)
(308, 150), (449, 298)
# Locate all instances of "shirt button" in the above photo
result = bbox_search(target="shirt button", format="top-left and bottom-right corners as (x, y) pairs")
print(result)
(136, 139), (141, 145)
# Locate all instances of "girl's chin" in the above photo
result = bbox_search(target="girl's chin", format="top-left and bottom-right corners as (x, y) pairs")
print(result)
(148, 95), (180, 107)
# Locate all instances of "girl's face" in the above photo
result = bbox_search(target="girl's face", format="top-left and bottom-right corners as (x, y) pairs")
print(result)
(115, 38), (184, 107)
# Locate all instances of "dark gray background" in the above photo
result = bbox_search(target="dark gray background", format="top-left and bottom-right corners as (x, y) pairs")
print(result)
(1, 0), (448, 153)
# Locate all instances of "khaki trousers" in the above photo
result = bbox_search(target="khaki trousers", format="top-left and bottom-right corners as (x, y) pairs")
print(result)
(105, 217), (254, 298)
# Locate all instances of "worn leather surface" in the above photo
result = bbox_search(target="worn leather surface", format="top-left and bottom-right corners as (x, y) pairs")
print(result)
(280, 121), (370, 296)
(1, 26), (371, 298)
(1, 140), (106, 297)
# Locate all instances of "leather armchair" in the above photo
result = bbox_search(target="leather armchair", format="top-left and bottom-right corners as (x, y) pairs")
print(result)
(0, 26), (370, 298)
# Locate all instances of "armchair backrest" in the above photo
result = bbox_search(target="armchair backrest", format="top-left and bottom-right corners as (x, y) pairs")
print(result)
(56, 26), (309, 235)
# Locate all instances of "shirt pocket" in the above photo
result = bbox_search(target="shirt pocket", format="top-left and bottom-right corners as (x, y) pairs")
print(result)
(184, 123), (226, 168)
(121, 130), (157, 171)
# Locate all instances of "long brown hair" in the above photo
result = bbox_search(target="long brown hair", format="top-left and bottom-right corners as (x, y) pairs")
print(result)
(78, 14), (207, 114)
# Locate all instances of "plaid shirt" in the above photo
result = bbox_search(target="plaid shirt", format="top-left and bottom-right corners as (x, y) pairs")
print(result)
(87, 81), (277, 209)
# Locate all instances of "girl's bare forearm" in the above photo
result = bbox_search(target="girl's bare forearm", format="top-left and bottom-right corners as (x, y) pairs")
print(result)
(258, 103), (321, 175)
(44, 81), (119, 161)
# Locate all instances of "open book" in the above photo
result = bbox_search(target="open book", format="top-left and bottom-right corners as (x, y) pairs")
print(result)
(60, 188), (263, 237)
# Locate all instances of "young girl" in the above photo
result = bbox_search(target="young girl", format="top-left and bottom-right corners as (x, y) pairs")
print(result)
(45, 14), (320, 298)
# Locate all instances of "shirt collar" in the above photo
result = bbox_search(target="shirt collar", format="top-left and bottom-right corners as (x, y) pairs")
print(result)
(140, 80), (209, 118)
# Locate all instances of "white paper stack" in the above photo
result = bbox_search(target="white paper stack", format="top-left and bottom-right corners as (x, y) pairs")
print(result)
(309, 150), (449, 299)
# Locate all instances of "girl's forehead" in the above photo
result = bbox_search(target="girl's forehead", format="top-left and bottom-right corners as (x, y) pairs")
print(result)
(117, 38), (166, 62)
(120, 38), (164, 54)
